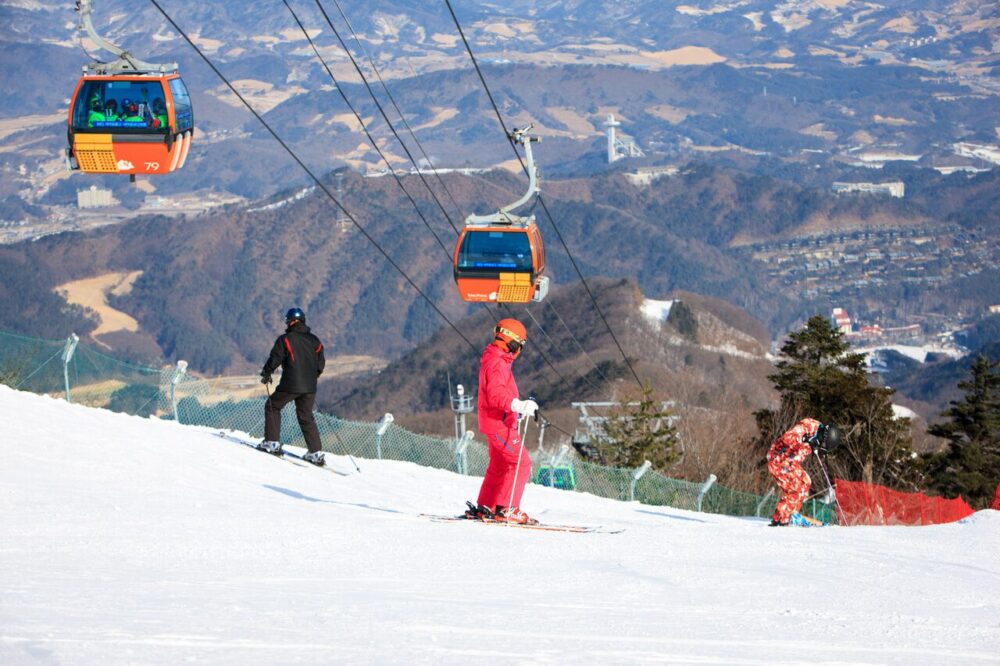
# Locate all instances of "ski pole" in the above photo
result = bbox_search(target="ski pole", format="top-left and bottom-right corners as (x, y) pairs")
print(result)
(816, 452), (846, 525)
(506, 414), (529, 526)
(334, 427), (362, 473)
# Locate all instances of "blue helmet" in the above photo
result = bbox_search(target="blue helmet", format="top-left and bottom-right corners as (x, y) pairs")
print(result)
(285, 307), (305, 325)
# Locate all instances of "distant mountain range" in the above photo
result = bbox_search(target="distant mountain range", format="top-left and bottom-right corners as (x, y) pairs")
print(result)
(1, 0), (997, 205)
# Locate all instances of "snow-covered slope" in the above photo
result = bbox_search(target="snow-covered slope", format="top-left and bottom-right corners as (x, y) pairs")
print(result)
(2, 385), (998, 664)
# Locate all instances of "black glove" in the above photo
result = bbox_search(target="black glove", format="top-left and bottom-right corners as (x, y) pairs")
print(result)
(261, 373), (272, 385)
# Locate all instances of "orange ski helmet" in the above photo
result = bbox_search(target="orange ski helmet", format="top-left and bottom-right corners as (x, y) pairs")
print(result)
(494, 318), (527, 356)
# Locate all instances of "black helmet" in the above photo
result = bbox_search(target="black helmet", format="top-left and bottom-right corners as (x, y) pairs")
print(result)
(815, 424), (843, 452)
(285, 307), (305, 326)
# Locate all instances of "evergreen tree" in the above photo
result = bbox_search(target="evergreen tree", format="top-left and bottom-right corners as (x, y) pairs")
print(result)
(752, 315), (919, 488)
(595, 385), (681, 471)
(924, 355), (1000, 509)
(106, 383), (160, 418)
(668, 301), (698, 342)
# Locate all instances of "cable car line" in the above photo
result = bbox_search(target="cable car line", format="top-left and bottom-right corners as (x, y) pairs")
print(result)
(287, 0), (554, 390)
(305, 0), (611, 398)
(146, 0), (599, 403)
(544, 300), (613, 385)
(290, 0), (583, 389)
(283, 0), (453, 258)
(444, 0), (644, 390)
(290, 2), (583, 393)
(324, 0), (467, 226)
(146, 0), (477, 351)
(292, 1), (585, 390)
(311, 0), (462, 236)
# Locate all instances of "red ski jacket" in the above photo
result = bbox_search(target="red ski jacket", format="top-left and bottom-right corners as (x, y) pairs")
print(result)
(477, 343), (520, 434)
(767, 418), (821, 466)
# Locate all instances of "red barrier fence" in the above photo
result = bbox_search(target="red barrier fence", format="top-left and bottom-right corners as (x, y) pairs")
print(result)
(991, 482), (1000, 511)
(834, 479), (975, 526)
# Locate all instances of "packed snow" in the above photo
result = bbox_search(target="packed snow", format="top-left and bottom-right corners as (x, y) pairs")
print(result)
(2, 385), (998, 665)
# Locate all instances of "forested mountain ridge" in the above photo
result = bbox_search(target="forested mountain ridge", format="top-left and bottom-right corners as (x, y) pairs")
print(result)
(2, 160), (996, 380)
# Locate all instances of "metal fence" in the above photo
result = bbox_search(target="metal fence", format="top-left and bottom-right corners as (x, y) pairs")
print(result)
(0, 330), (836, 523)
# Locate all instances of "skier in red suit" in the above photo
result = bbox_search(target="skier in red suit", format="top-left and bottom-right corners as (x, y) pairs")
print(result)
(767, 418), (840, 526)
(466, 318), (538, 524)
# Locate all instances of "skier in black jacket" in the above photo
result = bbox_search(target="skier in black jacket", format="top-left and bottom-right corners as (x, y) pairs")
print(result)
(259, 307), (326, 466)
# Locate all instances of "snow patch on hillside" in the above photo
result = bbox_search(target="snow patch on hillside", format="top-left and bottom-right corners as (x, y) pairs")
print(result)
(641, 297), (674, 321)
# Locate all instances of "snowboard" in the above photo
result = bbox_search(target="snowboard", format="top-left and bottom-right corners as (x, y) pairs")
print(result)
(789, 512), (827, 527)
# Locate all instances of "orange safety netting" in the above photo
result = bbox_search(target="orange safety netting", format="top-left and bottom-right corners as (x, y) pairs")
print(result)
(834, 479), (975, 526)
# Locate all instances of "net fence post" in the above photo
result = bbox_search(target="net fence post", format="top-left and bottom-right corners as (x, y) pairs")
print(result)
(549, 443), (570, 488)
(61, 333), (79, 403)
(375, 412), (394, 460)
(756, 487), (775, 517)
(697, 473), (718, 512)
(455, 430), (473, 474)
(629, 460), (652, 502)
(170, 360), (188, 422)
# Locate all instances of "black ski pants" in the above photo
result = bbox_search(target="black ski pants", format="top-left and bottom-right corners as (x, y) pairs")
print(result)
(264, 391), (322, 453)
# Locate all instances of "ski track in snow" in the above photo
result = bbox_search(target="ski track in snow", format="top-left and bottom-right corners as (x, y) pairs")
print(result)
(1, 385), (999, 665)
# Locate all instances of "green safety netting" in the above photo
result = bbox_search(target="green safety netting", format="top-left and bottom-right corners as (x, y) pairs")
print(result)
(0, 330), (838, 523)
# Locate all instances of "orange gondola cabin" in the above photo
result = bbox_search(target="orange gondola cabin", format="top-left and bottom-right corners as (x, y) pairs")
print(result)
(453, 224), (546, 303)
(68, 72), (193, 177)
(452, 126), (549, 304)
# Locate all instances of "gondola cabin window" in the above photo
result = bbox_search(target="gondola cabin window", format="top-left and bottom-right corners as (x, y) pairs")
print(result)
(168, 78), (193, 132)
(72, 80), (172, 131)
(457, 230), (533, 272)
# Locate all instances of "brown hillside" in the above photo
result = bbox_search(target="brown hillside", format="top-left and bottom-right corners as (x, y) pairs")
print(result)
(319, 277), (777, 445)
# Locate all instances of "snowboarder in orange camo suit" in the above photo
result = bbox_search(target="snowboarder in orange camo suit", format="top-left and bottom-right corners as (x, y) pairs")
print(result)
(767, 418), (823, 526)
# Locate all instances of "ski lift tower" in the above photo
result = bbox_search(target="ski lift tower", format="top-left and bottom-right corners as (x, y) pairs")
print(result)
(605, 113), (644, 163)
(335, 173), (350, 233)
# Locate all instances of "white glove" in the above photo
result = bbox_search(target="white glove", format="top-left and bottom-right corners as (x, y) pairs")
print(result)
(510, 398), (539, 418)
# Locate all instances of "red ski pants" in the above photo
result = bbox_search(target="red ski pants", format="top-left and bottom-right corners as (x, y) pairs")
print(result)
(769, 459), (811, 524)
(477, 427), (532, 511)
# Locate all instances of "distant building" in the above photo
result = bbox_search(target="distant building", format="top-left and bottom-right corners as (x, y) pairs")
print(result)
(989, 305), (1000, 314)
(625, 166), (679, 187)
(852, 151), (921, 167)
(77, 185), (116, 209)
(832, 307), (852, 334)
(832, 181), (905, 198)
(953, 142), (1000, 166)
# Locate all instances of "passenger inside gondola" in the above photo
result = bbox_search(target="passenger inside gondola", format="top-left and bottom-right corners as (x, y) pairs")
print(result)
(103, 98), (119, 121)
(73, 81), (163, 131)
(151, 98), (167, 129)
(86, 96), (105, 127)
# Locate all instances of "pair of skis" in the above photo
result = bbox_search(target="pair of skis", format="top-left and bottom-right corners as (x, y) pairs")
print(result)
(215, 431), (350, 476)
(418, 512), (624, 534)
